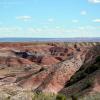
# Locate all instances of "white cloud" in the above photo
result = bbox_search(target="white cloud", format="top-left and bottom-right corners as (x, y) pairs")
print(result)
(43, 26), (48, 29)
(0, 27), (22, 32)
(27, 27), (100, 38)
(92, 19), (100, 22)
(0, 26), (99, 38)
(80, 10), (87, 15)
(0, 27), (24, 37)
(48, 18), (54, 22)
(78, 27), (85, 30)
(72, 19), (79, 23)
(0, 22), (2, 25)
(55, 26), (60, 29)
(16, 16), (32, 21)
(28, 27), (84, 35)
(78, 26), (99, 30)
(88, 0), (100, 3)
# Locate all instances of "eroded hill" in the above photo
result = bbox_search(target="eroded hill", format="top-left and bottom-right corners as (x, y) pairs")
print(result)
(0, 42), (100, 100)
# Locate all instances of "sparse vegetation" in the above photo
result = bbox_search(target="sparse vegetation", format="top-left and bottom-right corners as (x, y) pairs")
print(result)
(0, 42), (100, 100)
(79, 92), (100, 100)
(65, 57), (100, 87)
(32, 93), (67, 100)
(56, 94), (66, 100)
(81, 78), (93, 91)
(95, 56), (100, 63)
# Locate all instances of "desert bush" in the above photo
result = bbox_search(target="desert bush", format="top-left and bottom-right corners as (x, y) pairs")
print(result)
(79, 92), (100, 100)
(85, 64), (99, 74)
(71, 94), (79, 100)
(32, 93), (56, 100)
(95, 56), (100, 63)
(56, 94), (66, 100)
(32, 93), (67, 100)
(65, 60), (100, 87)
(81, 78), (93, 91)
(65, 71), (87, 87)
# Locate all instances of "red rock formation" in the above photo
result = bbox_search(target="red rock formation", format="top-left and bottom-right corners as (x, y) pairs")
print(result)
(0, 42), (100, 97)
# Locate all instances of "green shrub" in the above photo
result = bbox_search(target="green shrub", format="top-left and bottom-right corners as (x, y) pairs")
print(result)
(81, 79), (93, 91)
(32, 93), (56, 100)
(56, 94), (66, 100)
(79, 92), (100, 100)
(32, 93), (67, 100)
(95, 56), (100, 63)
(71, 94), (79, 100)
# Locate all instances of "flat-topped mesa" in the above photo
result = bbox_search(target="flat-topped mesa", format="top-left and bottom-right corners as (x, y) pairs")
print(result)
(34, 48), (89, 93)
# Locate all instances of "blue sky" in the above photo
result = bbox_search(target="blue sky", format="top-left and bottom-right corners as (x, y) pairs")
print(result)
(0, 0), (100, 38)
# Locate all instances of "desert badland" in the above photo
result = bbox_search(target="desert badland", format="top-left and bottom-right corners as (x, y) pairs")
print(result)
(0, 42), (100, 100)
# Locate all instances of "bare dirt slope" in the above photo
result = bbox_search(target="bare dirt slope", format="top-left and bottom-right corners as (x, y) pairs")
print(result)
(0, 42), (100, 99)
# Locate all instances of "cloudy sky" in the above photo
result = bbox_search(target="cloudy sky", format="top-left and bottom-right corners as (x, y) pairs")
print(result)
(0, 0), (100, 38)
